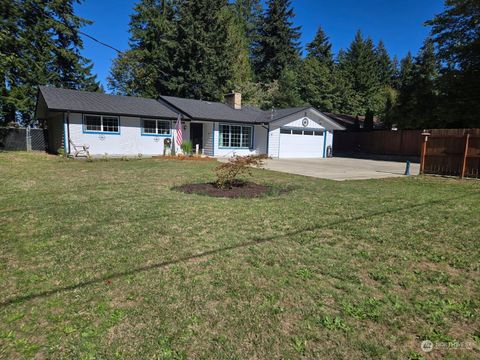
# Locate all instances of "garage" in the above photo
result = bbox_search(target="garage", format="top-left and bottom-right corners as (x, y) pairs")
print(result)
(266, 107), (344, 158)
(278, 127), (325, 158)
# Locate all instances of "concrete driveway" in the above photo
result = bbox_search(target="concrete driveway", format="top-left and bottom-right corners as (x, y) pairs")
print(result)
(263, 157), (420, 181)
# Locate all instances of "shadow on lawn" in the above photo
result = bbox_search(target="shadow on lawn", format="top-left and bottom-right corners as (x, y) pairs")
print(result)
(0, 193), (477, 308)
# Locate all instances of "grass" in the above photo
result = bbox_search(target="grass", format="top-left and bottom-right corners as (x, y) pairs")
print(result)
(0, 151), (479, 359)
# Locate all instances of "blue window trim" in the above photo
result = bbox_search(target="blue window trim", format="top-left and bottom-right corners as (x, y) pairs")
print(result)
(82, 114), (121, 135)
(218, 123), (254, 150)
(140, 119), (172, 137)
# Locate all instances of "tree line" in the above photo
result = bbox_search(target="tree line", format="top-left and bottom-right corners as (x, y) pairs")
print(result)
(1, 0), (479, 129)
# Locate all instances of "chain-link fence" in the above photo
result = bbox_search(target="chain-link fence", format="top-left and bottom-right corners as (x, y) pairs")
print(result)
(0, 127), (48, 151)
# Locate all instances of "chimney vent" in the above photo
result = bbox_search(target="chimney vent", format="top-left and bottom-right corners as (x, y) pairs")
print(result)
(224, 92), (241, 109)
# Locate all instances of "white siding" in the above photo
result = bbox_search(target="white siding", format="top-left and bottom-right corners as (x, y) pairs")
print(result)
(268, 127), (280, 157)
(254, 125), (268, 154)
(283, 117), (323, 129)
(67, 113), (172, 156)
(203, 122), (214, 156)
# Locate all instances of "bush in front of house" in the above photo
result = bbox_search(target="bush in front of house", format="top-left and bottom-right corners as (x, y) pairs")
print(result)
(181, 140), (193, 156)
(214, 154), (268, 188)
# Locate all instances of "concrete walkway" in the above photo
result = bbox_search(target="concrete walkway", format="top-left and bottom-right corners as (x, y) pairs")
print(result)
(263, 157), (420, 181)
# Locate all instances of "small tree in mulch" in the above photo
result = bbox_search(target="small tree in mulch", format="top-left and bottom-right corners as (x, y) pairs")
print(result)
(214, 154), (268, 188)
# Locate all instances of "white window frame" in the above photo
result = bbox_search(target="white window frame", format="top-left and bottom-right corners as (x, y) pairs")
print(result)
(141, 119), (172, 136)
(219, 124), (253, 149)
(83, 114), (120, 134)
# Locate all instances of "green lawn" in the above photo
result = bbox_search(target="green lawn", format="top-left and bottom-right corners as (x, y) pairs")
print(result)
(0, 152), (479, 359)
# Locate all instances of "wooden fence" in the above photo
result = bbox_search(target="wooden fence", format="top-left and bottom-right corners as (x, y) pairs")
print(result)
(333, 129), (422, 159)
(333, 128), (480, 179)
(420, 129), (480, 179)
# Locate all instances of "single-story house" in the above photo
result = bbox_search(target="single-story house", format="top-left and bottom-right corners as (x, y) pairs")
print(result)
(35, 86), (344, 158)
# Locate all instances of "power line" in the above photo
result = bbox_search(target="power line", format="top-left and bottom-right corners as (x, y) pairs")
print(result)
(78, 30), (124, 54)
(49, 16), (124, 54)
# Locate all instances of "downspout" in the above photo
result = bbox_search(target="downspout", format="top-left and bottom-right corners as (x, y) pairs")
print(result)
(263, 123), (270, 157)
(63, 112), (68, 155)
(212, 122), (215, 157)
(66, 111), (71, 156)
(323, 130), (328, 158)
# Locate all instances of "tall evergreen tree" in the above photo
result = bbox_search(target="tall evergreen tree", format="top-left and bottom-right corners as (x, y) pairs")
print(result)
(306, 26), (333, 65)
(426, 0), (479, 71)
(426, 0), (480, 127)
(384, 52), (414, 126)
(398, 52), (415, 88)
(253, 0), (301, 82)
(269, 67), (304, 108)
(390, 42), (441, 128)
(337, 30), (384, 117)
(109, 0), (177, 97)
(299, 26), (336, 111)
(0, 0), (98, 125)
(172, 0), (233, 100)
(375, 40), (394, 86)
(410, 39), (440, 127)
(233, 0), (262, 55)
(225, 3), (254, 91)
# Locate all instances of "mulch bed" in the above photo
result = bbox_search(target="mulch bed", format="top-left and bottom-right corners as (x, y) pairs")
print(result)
(175, 181), (272, 198)
(153, 155), (216, 161)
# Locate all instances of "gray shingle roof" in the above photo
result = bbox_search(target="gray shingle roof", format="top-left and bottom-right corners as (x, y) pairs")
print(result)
(268, 106), (311, 121)
(38, 86), (178, 119)
(37, 86), (344, 129)
(159, 96), (267, 123)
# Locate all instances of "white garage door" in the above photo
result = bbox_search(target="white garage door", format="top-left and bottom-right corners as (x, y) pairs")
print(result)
(279, 128), (324, 158)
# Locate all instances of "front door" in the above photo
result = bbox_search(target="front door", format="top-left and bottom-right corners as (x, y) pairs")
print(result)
(190, 123), (203, 151)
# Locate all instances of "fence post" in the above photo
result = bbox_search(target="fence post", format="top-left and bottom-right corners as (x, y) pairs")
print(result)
(25, 127), (32, 151)
(460, 132), (470, 179)
(419, 130), (430, 174)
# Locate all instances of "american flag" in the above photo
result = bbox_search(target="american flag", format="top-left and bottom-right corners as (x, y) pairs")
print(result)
(175, 114), (183, 148)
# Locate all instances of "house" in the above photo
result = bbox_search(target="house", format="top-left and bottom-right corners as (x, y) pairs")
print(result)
(35, 86), (344, 158)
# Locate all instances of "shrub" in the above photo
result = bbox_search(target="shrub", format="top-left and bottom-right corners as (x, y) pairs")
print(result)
(214, 154), (268, 188)
(181, 140), (193, 155)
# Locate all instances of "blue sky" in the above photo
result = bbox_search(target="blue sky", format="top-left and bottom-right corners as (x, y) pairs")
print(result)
(74, 0), (445, 90)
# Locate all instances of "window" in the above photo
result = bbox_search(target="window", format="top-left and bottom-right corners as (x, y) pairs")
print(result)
(281, 128), (321, 136)
(83, 115), (119, 134)
(84, 115), (102, 132)
(141, 119), (171, 136)
(219, 124), (252, 148)
(157, 121), (171, 135)
(143, 120), (157, 134)
(102, 116), (119, 133)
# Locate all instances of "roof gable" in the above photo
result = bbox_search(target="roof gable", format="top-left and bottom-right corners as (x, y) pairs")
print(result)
(269, 107), (345, 130)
